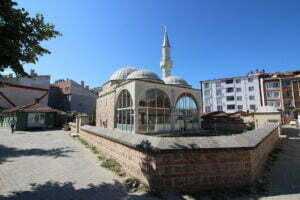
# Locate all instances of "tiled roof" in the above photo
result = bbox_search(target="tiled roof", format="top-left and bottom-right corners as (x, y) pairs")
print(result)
(1, 102), (66, 115)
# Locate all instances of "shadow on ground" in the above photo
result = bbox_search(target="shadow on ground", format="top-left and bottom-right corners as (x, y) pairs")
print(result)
(0, 180), (156, 200)
(0, 145), (75, 164)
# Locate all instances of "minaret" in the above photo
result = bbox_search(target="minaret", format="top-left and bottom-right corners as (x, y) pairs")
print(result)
(160, 26), (173, 78)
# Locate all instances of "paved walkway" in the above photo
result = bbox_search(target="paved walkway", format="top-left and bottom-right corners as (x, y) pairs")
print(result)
(260, 126), (300, 200)
(0, 128), (157, 200)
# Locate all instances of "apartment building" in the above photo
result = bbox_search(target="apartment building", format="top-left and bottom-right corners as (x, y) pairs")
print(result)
(260, 70), (300, 116)
(201, 72), (263, 113)
(49, 79), (97, 113)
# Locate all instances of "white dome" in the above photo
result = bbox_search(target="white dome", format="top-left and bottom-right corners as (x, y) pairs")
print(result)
(163, 76), (190, 87)
(127, 69), (161, 81)
(110, 67), (137, 80)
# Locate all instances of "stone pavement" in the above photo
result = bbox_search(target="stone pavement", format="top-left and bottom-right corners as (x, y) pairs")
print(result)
(0, 128), (158, 200)
(260, 126), (300, 200)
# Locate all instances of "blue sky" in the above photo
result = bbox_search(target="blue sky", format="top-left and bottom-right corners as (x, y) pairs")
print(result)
(15, 0), (300, 88)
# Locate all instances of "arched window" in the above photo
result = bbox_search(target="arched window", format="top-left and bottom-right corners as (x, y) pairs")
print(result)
(116, 90), (134, 131)
(175, 93), (199, 131)
(138, 89), (171, 133)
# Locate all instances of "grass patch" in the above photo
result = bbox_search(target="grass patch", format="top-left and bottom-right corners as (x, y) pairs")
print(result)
(101, 158), (122, 173)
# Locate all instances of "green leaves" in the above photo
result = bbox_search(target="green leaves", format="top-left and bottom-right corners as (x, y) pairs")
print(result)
(0, 0), (61, 77)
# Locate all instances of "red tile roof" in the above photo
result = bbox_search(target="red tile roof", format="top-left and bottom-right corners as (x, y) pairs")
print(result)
(1, 102), (66, 115)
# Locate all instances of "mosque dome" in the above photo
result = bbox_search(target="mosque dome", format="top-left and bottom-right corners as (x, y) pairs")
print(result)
(110, 67), (137, 81)
(127, 69), (161, 81)
(163, 76), (190, 87)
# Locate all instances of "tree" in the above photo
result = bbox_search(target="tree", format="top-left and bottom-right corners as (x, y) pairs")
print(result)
(0, 0), (61, 77)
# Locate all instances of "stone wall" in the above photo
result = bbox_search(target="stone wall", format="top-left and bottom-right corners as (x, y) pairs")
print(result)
(74, 124), (280, 191)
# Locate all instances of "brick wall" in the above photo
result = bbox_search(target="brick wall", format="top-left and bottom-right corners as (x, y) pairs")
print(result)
(77, 126), (280, 191)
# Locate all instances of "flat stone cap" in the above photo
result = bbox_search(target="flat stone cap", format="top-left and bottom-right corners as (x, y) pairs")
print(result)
(79, 124), (279, 153)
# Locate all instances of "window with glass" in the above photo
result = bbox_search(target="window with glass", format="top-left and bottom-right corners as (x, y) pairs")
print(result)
(225, 79), (234, 84)
(266, 91), (280, 99)
(248, 77), (254, 83)
(215, 81), (221, 87)
(217, 105), (223, 111)
(227, 105), (235, 110)
(266, 101), (281, 108)
(216, 89), (222, 96)
(27, 113), (46, 127)
(217, 97), (222, 105)
(204, 90), (211, 96)
(205, 106), (211, 112)
(236, 88), (242, 92)
(226, 87), (234, 93)
(284, 99), (293, 107)
(248, 86), (254, 91)
(283, 90), (292, 97)
(204, 82), (210, 89)
(116, 90), (134, 131)
(237, 105), (243, 110)
(249, 95), (255, 100)
(235, 79), (241, 84)
(266, 81), (279, 89)
(250, 104), (256, 110)
(138, 89), (171, 133)
(237, 96), (242, 101)
(226, 96), (234, 101)
(282, 80), (291, 87)
(175, 93), (199, 131)
(204, 97), (211, 105)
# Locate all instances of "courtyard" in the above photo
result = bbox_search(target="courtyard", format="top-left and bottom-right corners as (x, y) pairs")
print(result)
(0, 128), (157, 200)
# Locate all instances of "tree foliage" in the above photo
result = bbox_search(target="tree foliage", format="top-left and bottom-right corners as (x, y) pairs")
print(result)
(0, 0), (61, 77)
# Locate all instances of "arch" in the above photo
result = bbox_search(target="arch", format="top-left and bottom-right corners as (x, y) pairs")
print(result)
(115, 89), (134, 132)
(175, 93), (199, 131)
(138, 88), (171, 133)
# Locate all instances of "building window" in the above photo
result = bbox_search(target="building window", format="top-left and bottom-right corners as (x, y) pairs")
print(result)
(248, 77), (254, 83)
(266, 91), (280, 99)
(237, 96), (242, 101)
(226, 96), (234, 101)
(266, 81), (279, 89)
(225, 79), (233, 84)
(282, 80), (291, 87)
(250, 104), (256, 110)
(283, 90), (292, 97)
(237, 105), (243, 110)
(215, 81), (221, 87)
(27, 113), (45, 127)
(226, 87), (234, 93)
(236, 88), (242, 92)
(266, 101), (281, 108)
(216, 89), (222, 96)
(204, 98), (211, 105)
(284, 100), (293, 107)
(235, 79), (241, 84)
(116, 90), (134, 131)
(204, 82), (210, 89)
(249, 95), (255, 100)
(217, 97), (222, 105)
(248, 86), (254, 91)
(204, 90), (211, 96)
(175, 94), (199, 131)
(217, 105), (223, 111)
(227, 105), (235, 110)
(205, 106), (211, 112)
(138, 89), (171, 133)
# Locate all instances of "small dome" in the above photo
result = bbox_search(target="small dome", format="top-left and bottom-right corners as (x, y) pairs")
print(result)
(164, 76), (190, 87)
(110, 67), (137, 80)
(127, 69), (161, 81)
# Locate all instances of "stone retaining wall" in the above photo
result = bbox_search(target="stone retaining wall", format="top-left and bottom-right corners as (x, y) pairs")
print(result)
(73, 124), (280, 191)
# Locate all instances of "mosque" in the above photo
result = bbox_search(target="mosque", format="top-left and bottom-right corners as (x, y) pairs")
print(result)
(96, 28), (202, 134)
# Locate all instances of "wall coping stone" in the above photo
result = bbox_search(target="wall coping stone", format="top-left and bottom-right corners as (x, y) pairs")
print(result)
(79, 124), (279, 153)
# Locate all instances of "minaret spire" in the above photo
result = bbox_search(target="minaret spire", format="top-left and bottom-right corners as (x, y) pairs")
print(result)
(160, 26), (173, 78)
